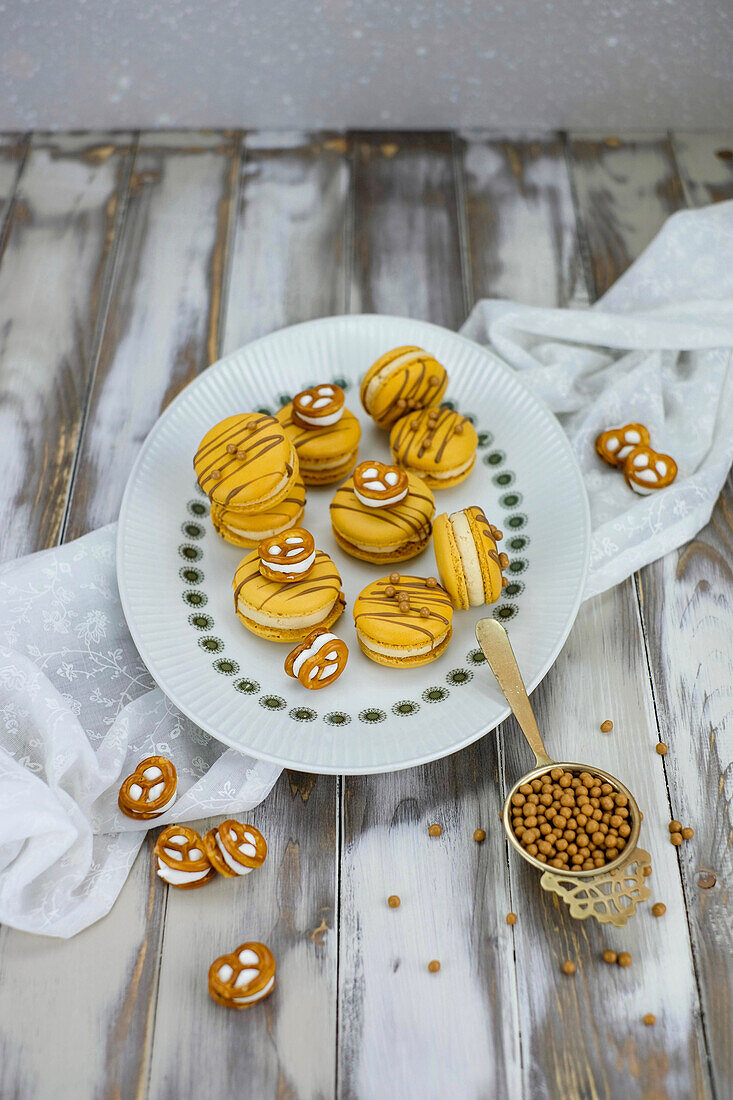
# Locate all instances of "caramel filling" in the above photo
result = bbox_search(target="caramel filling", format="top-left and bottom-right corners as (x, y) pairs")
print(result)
(450, 511), (485, 605)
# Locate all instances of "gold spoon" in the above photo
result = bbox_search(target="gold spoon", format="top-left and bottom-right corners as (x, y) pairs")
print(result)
(475, 617), (651, 926)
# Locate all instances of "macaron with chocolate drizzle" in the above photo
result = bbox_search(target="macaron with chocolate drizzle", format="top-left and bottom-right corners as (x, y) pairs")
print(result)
(353, 572), (454, 667)
(210, 474), (306, 548)
(360, 347), (448, 429)
(276, 384), (361, 485)
(330, 465), (435, 564)
(194, 413), (299, 514)
(233, 548), (346, 642)
(433, 506), (509, 609)
(390, 406), (478, 489)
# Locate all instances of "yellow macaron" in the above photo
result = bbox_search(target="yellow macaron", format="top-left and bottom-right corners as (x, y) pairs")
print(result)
(276, 390), (361, 485)
(353, 572), (453, 667)
(233, 548), (345, 642)
(194, 413), (299, 513)
(360, 347), (448, 429)
(330, 466), (435, 563)
(210, 475), (307, 548)
(433, 506), (508, 609)
(389, 406), (478, 489)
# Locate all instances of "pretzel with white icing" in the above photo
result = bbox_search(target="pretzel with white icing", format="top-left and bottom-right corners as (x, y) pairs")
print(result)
(353, 460), (409, 509)
(623, 444), (678, 495)
(118, 756), (177, 820)
(154, 824), (215, 889)
(595, 423), (650, 467)
(203, 820), (268, 878)
(292, 384), (345, 429)
(258, 527), (316, 582)
(208, 941), (276, 1009)
(284, 628), (349, 689)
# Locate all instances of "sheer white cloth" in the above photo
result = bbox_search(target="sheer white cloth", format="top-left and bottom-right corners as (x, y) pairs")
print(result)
(0, 524), (280, 937)
(460, 201), (733, 597)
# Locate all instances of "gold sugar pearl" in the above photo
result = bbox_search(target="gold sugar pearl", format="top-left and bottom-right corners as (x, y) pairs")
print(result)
(474, 829), (486, 843)
(384, 585), (396, 597)
(643, 1013), (656, 1027)
(602, 949), (617, 964)
(454, 423), (464, 434)
(428, 375), (440, 386)
(669, 821), (682, 832)
(656, 742), (668, 755)
(420, 606), (430, 618)
(490, 525), (503, 541)
(210, 468), (221, 480)
(600, 720), (614, 733)
(506, 912), (517, 925)
(501, 576), (509, 587)
(426, 576), (438, 588)
(388, 895), (401, 908)
(396, 399), (407, 410)
(226, 443), (237, 454)
(651, 902), (666, 917)
(499, 552), (509, 569)
(617, 952), (632, 967)
(428, 823), (442, 837)
(428, 960), (441, 973)
(390, 572), (401, 584)
(248, 422), (258, 431)
(236, 449), (247, 460)
(562, 960), (576, 975)
(681, 827), (694, 840)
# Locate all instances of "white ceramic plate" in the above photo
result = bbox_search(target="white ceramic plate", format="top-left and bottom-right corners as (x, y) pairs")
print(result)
(118, 315), (589, 774)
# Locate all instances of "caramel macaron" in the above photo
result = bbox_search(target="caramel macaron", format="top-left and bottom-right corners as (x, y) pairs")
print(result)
(276, 386), (361, 485)
(210, 475), (306, 548)
(390, 406), (478, 489)
(194, 413), (299, 514)
(330, 466), (435, 563)
(353, 573), (453, 668)
(233, 548), (345, 642)
(360, 347), (448, 429)
(433, 506), (508, 609)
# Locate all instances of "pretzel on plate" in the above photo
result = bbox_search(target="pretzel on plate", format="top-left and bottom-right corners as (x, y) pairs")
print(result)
(258, 527), (316, 582)
(284, 628), (349, 689)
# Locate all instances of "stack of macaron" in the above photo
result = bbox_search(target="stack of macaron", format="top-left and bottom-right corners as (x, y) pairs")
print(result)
(276, 383), (361, 485)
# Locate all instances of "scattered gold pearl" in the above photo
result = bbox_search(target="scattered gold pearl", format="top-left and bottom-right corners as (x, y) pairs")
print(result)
(428, 824), (442, 837)
(388, 895), (401, 909)
(428, 960), (441, 973)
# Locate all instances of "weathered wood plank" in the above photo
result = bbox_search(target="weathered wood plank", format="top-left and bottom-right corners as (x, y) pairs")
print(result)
(509, 132), (711, 1099)
(147, 132), (350, 1100)
(0, 132), (133, 564)
(0, 131), (240, 1100)
(339, 132), (521, 1100)
(457, 131), (588, 308)
(0, 133), (28, 244)
(636, 132), (733, 1099)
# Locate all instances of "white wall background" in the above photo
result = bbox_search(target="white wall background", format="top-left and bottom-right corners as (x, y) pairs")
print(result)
(0, 0), (731, 131)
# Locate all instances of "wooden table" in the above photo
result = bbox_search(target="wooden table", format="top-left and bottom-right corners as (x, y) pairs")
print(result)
(0, 129), (731, 1100)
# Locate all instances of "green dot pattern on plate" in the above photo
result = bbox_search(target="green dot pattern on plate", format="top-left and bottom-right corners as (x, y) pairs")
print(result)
(422, 686), (449, 704)
(182, 589), (208, 607)
(181, 521), (205, 540)
(442, 399), (456, 411)
(507, 534), (530, 551)
(198, 635), (224, 653)
(277, 393), (292, 407)
(187, 499), (208, 517)
(259, 695), (286, 711)
(506, 513), (528, 531)
(256, 406), (272, 417)
(477, 431), (494, 449)
(508, 558), (528, 575)
(494, 603), (518, 621)
(178, 544), (203, 562)
(179, 566), (204, 585)
(483, 450), (505, 467)
(503, 580), (525, 599)
(325, 711), (351, 726)
(332, 376), (349, 390)
(213, 658), (239, 676)
(234, 678), (260, 695)
(466, 648), (487, 665)
(392, 700), (419, 716)
(492, 470), (515, 488)
(359, 708), (386, 724)
(446, 669), (473, 686)
(462, 412), (477, 425)
(290, 706), (317, 722)
(500, 491), (523, 509)
(188, 612), (214, 631)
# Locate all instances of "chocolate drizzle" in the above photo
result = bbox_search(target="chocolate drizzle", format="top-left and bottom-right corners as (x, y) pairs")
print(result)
(194, 414), (295, 506)
(354, 576), (453, 644)
(391, 406), (473, 468)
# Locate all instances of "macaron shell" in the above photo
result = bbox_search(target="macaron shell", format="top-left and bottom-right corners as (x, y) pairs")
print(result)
(353, 575), (454, 666)
(330, 469), (435, 562)
(276, 404), (361, 485)
(432, 512), (469, 609)
(360, 347), (448, 428)
(210, 477), (307, 548)
(233, 549), (345, 641)
(465, 506), (504, 604)
(356, 628), (453, 668)
(389, 408), (478, 488)
(194, 414), (298, 511)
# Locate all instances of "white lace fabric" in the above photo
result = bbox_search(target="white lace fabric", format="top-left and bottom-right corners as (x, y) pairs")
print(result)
(2, 201), (733, 938)
(0, 524), (280, 937)
(460, 201), (733, 597)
